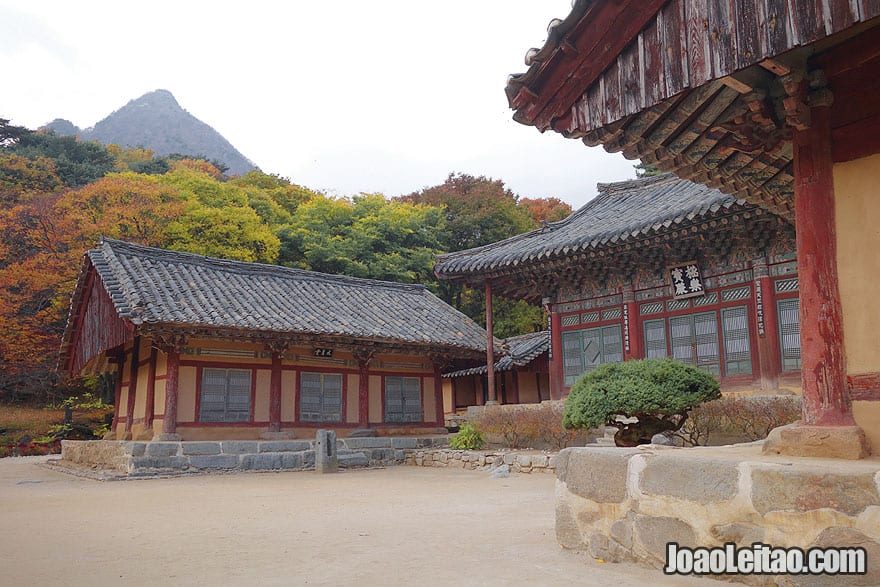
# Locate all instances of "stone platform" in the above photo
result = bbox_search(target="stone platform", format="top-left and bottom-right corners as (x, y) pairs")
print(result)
(57, 436), (448, 478)
(556, 443), (880, 585)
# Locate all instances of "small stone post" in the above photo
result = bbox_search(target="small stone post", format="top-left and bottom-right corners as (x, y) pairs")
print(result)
(315, 429), (338, 474)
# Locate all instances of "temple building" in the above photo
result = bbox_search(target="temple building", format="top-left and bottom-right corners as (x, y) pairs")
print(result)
(435, 174), (799, 400)
(442, 330), (551, 413)
(479, 0), (880, 458)
(60, 239), (491, 441)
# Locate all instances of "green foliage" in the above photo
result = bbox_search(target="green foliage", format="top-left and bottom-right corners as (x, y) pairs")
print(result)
(0, 117), (32, 147)
(448, 422), (485, 450)
(563, 358), (721, 443)
(634, 161), (663, 177)
(7, 131), (115, 188)
(164, 204), (280, 263)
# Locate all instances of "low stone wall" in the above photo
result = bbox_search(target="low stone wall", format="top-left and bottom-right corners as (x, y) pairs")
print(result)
(556, 445), (880, 585)
(406, 449), (558, 474)
(59, 436), (448, 477)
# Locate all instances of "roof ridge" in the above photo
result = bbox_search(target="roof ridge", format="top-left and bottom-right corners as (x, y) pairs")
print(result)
(99, 238), (428, 293)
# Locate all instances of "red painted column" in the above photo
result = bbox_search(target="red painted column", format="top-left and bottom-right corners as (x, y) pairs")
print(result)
(144, 347), (157, 431)
(510, 371), (521, 404)
(358, 359), (370, 427)
(622, 283), (641, 360)
(485, 280), (497, 404)
(792, 104), (855, 426)
(161, 347), (180, 436)
(269, 352), (282, 432)
(548, 305), (565, 400)
(124, 336), (140, 439)
(110, 355), (124, 435)
(434, 365), (444, 424)
(753, 257), (781, 391)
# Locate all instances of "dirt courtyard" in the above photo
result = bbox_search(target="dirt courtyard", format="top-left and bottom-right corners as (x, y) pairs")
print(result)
(0, 456), (718, 586)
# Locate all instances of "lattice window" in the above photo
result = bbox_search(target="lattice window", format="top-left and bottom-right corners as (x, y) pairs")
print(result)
(778, 298), (801, 371)
(722, 306), (752, 376)
(667, 298), (692, 312)
(300, 373), (342, 422)
(775, 278), (799, 293)
(581, 311), (600, 323)
(670, 313), (721, 376)
(561, 314), (580, 327)
(693, 292), (719, 307)
(199, 368), (251, 422)
(561, 325), (624, 386)
(385, 376), (422, 423)
(602, 308), (622, 321)
(640, 301), (663, 315)
(643, 319), (668, 359)
(721, 286), (752, 302)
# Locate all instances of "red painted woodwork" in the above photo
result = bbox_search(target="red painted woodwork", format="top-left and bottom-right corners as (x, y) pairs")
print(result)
(485, 280), (496, 403)
(623, 286), (641, 361)
(67, 269), (134, 374)
(144, 347), (157, 430)
(793, 105), (856, 426)
(162, 347), (180, 435)
(124, 337), (140, 435)
(753, 261), (781, 391)
(549, 309), (565, 400)
(268, 353), (282, 432)
(110, 357), (123, 433)
(847, 373), (880, 401)
(434, 365), (444, 424)
(358, 359), (370, 427)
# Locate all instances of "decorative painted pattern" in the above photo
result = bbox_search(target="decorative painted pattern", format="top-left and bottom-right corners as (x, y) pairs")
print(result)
(775, 278), (799, 293)
(640, 301), (664, 315)
(721, 286), (752, 302)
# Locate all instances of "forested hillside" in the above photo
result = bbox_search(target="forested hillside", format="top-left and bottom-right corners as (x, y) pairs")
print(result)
(0, 118), (571, 402)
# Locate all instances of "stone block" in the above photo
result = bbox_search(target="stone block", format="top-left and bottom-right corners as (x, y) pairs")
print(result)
(555, 496), (586, 550)
(131, 456), (189, 470)
(633, 515), (696, 564)
(532, 455), (548, 468)
(640, 454), (739, 503)
(145, 442), (179, 457)
(259, 441), (311, 453)
(490, 464), (510, 478)
(241, 453), (284, 470)
(189, 455), (240, 469)
(393, 450), (405, 462)
(503, 453), (516, 465)
(301, 450), (315, 468)
(589, 532), (633, 563)
(610, 519), (633, 550)
(344, 437), (392, 449)
(709, 522), (765, 546)
(391, 437), (418, 449)
(181, 442), (221, 456)
(220, 441), (260, 454)
(315, 429), (338, 473)
(770, 425), (870, 460)
(802, 527), (880, 586)
(120, 442), (146, 457)
(281, 452), (303, 469)
(517, 454), (532, 467)
(339, 452), (369, 468)
(750, 467), (880, 516)
(557, 448), (641, 503)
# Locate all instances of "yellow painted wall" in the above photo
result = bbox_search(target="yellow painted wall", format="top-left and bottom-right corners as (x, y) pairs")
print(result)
(134, 361), (149, 420)
(852, 401), (879, 455)
(442, 380), (453, 414)
(423, 377), (436, 422)
(346, 374), (359, 423)
(281, 371), (296, 421)
(834, 153), (880, 375)
(253, 369), (271, 422)
(156, 351), (167, 377)
(154, 380), (166, 417)
(178, 366), (198, 422)
(369, 375), (382, 423)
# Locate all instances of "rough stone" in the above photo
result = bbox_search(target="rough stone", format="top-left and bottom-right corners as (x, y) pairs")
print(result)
(188, 455), (240, 469)
(301, 450), (315, 468)
(555, 498), (586, 550)
(181, 442), (221, 456)
(131, 456), (189, 470)
(315, 429), (338, 474)
(772, 426), (871, 460)
(589, 531), (633, 563)
(259, 441), (311, 453)
(750, 467), (880, 516)
(709, 522), (765, 546)
(281, 452), (304, 469)
(490, 464), (510, 478)
(391, 437), (418, 450)
(651, 433), (675, 446)
(609, 519), (633, 550)
(557, 448), (641, 503)
(344, 437), (392, 449)
(517, 454), (532, 467)
(220, 441), (260, 454)
(633, 515), (696, 564)
(145, 442), (179, 457)
(120, 442), (146, 457)
(338, 452), (369, 468)
(532, 455), (548, 468)
(801, 527), (880, 586)
(503, 453), (516, 465)
(241, 453), (285, 470)
(640, 454), (739, 503)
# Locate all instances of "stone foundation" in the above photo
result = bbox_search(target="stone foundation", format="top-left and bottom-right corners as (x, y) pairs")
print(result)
(406, 449), (558, 474)
(556, 444), (880, 585)
(58, 436), (448, 478)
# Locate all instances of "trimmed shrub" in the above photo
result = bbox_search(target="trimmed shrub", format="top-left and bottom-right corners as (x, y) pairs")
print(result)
(472, 401), (593, 450)
(678, 394), (801, 446)
(448, 423), (485, 450)
(563, 358), (721, 447)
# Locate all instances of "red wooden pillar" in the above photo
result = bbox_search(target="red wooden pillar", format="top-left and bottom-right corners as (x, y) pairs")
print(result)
(792, 104), (855, 427)
(144, 347), (158, 432)
(434, 364), (444, 424)
(268, 352), (283, 432)
(123, 336), (140, 439)
(509, 371), (520, 404)
(159, 346), (181, 439)
(752, 257), (781, 391)
(110, 354), (124, 435)
(475, 377), (485, 406)
(622, 283), (641, 360)
(547, 304), (565, 400)
(485, 280), (497, 404)
(358, 357), (371, 427)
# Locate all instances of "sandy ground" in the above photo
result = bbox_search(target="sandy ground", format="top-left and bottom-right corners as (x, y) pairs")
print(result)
(0, 456), (722, 586)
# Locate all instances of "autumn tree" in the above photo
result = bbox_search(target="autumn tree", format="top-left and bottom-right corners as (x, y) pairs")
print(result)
(519, 196), (573, 224)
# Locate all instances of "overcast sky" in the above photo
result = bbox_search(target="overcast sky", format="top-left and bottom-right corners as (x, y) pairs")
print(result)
(1, 1), (637, 209)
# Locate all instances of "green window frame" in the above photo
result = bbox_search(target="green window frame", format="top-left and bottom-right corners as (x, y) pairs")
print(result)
(199, 368), (251, 422)
(300, 372), (343, 422)
(721, 306), (753, 376)
(777, 298), (801, 371)
(561, 325), (623, 386)
(385, 376), (422, 423)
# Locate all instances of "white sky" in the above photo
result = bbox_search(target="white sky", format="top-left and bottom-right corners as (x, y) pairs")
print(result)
(0, 1), (637, 208)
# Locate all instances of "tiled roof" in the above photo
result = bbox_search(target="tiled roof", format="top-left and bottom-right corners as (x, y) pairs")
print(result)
(434, 174), (756, 278)
(444, 331), (549, 378)
(72, 239), (491, 355)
